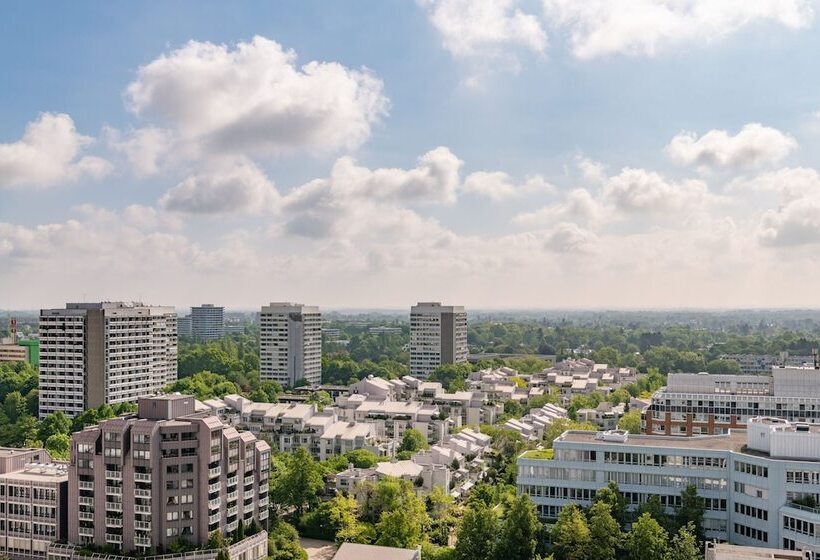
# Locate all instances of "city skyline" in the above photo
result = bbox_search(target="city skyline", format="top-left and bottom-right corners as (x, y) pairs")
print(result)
(4, 2), (820, 309)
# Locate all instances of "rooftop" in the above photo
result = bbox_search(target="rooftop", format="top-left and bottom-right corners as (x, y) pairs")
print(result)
(333, 543), (419, 560)
(557, 429), (748, 452)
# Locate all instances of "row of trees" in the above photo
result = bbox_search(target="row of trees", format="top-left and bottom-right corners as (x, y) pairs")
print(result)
(549, 482), (705, 560)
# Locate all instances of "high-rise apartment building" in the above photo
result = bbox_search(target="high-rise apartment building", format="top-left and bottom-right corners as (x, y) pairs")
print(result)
(259, 303), (321, 388)
(39, 302), (177, 418)
(68, 394), (271, 554)
(644, 367), (820, 436)
(409, 302), (468, 379)
(177, 316), (192, 338)
(0, 448), (68, 560)
(190, 304), (225, 341)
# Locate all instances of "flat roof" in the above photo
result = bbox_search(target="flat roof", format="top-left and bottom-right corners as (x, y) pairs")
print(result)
(333, 543), (418, 560)
(558, 430), (748, 452)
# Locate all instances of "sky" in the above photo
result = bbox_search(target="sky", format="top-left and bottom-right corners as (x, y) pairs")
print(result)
(3, 1), (820, 310)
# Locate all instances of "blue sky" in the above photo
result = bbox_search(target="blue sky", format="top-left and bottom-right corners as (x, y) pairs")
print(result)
(2, 1), (820, 309)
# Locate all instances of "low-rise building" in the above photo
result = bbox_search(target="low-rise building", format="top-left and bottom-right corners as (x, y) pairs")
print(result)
(518, 417), (820, 555)
(0, 448), (67, 560)
(332, 542), (420, 560)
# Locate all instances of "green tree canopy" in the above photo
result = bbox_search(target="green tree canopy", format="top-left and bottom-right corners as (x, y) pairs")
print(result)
(550, 504), (591, 560)
(625, 513), (668, 560)
(455, 501), (498, 560)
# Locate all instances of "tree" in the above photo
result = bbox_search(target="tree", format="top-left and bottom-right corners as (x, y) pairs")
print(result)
(300, 495), (368, 543)
(587, 501), (622, 560)
(706, 359), (740, 374)
(3, 391), (25, 422)
(397, 428), (428, 454)
(665, 523), (701, 560)
(268, 520), (308, 560)
(592, 481), (627, 529)
(271, 448), (324, 517)
(636, 495), (674, 534)
(45, 433), (70, 459)
(307, 390), (332, 411)
(676, 485), (705, 544)
(455, 501), (497, 560)
(495, 494), (541, 560)
(428, 363), (473, 391)
(625, 513), (668, 560)
(618, 410), (642, 434)
(38, 411), (71, 443)
(550, 504), (591, 560)
(375, 491), (429, 549)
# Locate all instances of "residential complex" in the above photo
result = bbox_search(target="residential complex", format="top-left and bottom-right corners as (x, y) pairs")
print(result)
(0, 448), (68, 560)
(518, 417), (820, 555)
(69, 394), (270, 554)
(719, 353), (813, 375)
(259, 303), (321, 387)
(190, 304), (225, 341)
(409, 302), (467, 379)
(38, 302), (177, 418)
(644, 366), (820, 436)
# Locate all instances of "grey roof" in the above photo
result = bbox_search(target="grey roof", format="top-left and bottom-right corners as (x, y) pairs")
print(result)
(333, 543), (419, 560)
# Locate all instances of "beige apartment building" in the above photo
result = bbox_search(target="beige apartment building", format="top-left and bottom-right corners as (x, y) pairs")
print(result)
(259, 303), (321, 387)
(39, 303), (177, 418)
(68, 394), (270, 555)
(409, 302), (468, 379)
(0, 448), (68, 560)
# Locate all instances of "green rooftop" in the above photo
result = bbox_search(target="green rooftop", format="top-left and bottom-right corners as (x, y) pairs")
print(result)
(521, 449), (554, 460)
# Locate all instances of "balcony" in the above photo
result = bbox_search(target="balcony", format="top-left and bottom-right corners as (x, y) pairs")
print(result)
(106, 503), (123, 512)
(105, 471), (122, 480)
(105, 534), (123, 544)
(259, 509), (268, 520)
(134, 489), (151, 498)
(244, 475), (254, 486)
(208, 497), (221, 510)
(258, 483), (269, 494)
(226, 491), (238, 502)
(78, 527), (94, 537)
(79, 511), (94, 521)
(134, 473), (151, 483)
(78, 481), (94, 491)
(227, 505), (238, 517)
(226, 520), (238, 532)
(209, 482), (221, 494)
(105, 518), (123, 527)
(208, 466), (221, 478)
(105, 486), (122, 495)
(209, 513), (221, 525)
(134, 536), (151, 547)
(135, 521), (151, 531)
(134, 504), (151, 514)
(258, 497), (269, 508)
(244, 503), (255, 514)
(79, 497), (94, 506)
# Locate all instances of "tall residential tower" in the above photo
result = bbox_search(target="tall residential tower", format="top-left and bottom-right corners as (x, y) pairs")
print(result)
(409, 302), (468, 379)
(38, 302), (177, 418)
(259, 303), (321, 387)
(190, 304), (225, 341)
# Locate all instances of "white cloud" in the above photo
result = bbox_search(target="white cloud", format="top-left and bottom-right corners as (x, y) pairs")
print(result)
(603, 167), (712, 214)
(0, 113), (112, 188)
(160, 159), (279, 215)
(420, 0), (547, 59)
(542, 221), (598, 253)
(125, 36), (388, 159)
(105, 126), (173, 177)
(758, 195), (820, 247)
(513, 188), (604, 227)
(666, 123), (797, 171)
(542, 0), (814, 59)
(461, 171), (555, 200)
(727, 166), (820, 202)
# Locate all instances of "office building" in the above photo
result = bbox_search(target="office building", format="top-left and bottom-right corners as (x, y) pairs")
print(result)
(409, 302), (467, 379)
(68, 394), (271, 554)
(259, 303), (321, 387)
(517, 417), (820, 554)
(0, 448), (68, 560)
(190, 305), (225, 341)
(39, 302), (177, 418)
(177, 316), (192, 338)
(719, 353), (813, 375)
(644, 367), (820, 436)
(0, 344), (28, 364)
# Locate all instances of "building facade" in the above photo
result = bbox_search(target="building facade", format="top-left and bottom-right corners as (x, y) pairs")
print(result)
(259, 303), (321, 387)
(517, 418), (820, 555)
(39, 303), (177, 418)
(644, 367), (820, 436)
(68, 394), (270, 555)
(409, 302), (467, 379)
(190, 305), (225, 341)
(176, 316), (192, 339)
(0, 448), (68, 560)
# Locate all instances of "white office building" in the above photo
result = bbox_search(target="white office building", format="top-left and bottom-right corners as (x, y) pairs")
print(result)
(39, 302), (177, 418)
(517, 417), (820, 555)
(409, 302), (467, 379)
(259, 302), (321, 387)
(191, 304), (225, 340)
